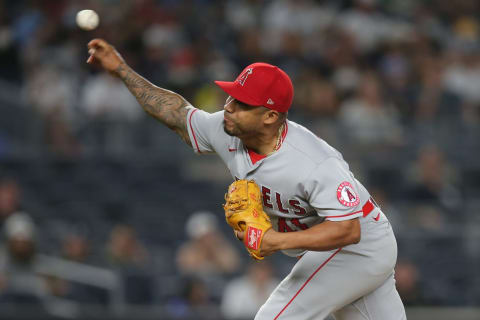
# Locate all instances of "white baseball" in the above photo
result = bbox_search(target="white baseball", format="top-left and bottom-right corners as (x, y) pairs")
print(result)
(76, 9), (99, 31)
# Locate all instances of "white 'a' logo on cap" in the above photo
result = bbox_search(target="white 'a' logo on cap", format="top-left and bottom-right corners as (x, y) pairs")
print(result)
(237, 68), (253, 86)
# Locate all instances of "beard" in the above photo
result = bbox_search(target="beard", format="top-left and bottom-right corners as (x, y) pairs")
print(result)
(223, 126), (235, 136)
(223, 120), (237, 136)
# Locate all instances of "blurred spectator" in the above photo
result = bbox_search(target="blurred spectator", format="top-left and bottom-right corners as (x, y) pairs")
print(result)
(339, 72), (404, 146)
(443, 49), (480, 104)
(139, 22), (175, 85)
(378, 42), (414, 121)
(294, 72), (339, 118)
(225, 0), (261, 32)
(414, 54), (460, 122)
(0, 212), (48, 306)
(326, 28), (360, 93)
(23, 63), (80, 155)
(61, 233), (91, 264)
(337, 0), (412, 53)
(405, 145), (462, 222)
(105, 224), (149, 269)
(0, 178), (21, 225)
(292, 71), (341, 142)
(395, 259), (423, 306)
(261, 0), (335, 56)
(50, 230), (109, 305)
(79, 73), (143, 154)
(166, 276), (223, 320)
(0, 2), (22, 83)
(105, 224), (153, 305)
(221, 261), (279, 320)
(176, 211), (241, 276)
(23, 65), (76, 118)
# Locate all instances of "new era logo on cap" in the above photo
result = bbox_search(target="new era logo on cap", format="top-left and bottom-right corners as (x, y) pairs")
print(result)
(214, 62), (294, 113)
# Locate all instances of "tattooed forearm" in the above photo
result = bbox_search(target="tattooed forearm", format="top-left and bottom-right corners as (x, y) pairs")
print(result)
(115, 63), (192, 144)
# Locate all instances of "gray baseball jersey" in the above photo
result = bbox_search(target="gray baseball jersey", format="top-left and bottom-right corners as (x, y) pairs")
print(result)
(186, 108), (406, 320)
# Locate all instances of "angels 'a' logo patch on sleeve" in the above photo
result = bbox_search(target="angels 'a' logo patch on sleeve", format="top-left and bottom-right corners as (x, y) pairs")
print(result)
(336, 182), (360, 207)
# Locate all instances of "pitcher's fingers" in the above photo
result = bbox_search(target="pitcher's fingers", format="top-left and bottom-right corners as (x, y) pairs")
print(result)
(86, 55), (95, 64)
(235, 230), (245, 241)
(87, 38), (108, 50)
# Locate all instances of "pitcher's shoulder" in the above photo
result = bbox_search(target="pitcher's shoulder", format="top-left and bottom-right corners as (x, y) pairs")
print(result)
(285, 120), (343, 165)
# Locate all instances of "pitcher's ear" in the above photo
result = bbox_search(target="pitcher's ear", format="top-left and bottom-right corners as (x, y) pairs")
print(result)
(263, 110), (280, 125)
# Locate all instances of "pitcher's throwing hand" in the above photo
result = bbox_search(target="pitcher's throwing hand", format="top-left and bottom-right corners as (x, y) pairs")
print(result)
(87, 39), (125, 75)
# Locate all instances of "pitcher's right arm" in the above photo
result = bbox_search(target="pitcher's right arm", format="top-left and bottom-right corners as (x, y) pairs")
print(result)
(87, 38), (192, 146)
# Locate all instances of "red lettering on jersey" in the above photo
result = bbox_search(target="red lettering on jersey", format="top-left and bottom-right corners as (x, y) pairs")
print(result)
(262, 186), (273, 208)
(276, 193), (289, 213)
(291, 218), (309, 230)
(277, 217), (294, 233)
(278, 218), (308, 232)
(289, 200), (307, 216)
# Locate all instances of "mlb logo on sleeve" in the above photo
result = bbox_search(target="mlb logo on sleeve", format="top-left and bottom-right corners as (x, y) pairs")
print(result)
(336, 182), (360, 207)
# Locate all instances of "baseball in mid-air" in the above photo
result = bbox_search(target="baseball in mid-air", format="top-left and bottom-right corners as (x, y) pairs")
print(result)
(76, 9), (99, 31)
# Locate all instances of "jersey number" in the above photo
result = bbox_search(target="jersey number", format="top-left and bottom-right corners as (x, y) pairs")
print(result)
(278, 217), (308, 232)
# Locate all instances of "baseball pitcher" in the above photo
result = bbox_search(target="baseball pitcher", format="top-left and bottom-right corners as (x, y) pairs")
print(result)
(87, 39), (406, 320)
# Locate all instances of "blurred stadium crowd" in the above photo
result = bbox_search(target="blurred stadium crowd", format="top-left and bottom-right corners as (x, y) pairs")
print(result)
(0, 0), (480, 318)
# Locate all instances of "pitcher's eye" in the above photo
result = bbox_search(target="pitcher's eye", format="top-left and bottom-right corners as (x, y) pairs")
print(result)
(236, 99), (256, 110)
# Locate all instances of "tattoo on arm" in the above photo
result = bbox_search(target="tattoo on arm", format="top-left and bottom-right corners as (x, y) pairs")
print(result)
(115, 63), (192, 146)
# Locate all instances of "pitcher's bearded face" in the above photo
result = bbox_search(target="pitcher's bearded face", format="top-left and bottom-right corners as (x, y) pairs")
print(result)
(223, 96), (266, 137)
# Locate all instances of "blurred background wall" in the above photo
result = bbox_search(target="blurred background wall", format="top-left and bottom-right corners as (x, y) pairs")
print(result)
(0, 0), (479, 319)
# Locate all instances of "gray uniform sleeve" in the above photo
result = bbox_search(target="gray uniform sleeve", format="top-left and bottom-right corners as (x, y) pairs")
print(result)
(186, 108), (226, 154)
(306, 157), (364, 222)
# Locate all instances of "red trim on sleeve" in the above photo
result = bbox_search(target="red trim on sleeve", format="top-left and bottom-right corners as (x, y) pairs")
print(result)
(326, 198), (377, 220)
(327, 209), (363, 219)
(188, 109), (202, 154)
(273, 248), (342, 320)
(362, 199), (374, 217)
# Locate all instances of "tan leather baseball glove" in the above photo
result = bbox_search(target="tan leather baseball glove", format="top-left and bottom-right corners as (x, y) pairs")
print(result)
(223, 179), (272, 260)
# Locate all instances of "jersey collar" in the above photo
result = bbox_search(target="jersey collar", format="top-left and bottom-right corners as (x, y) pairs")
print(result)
(246, 121), (288, 165)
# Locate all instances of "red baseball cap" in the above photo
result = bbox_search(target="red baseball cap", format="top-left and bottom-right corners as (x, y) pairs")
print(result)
(214, 62), (294, 113)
